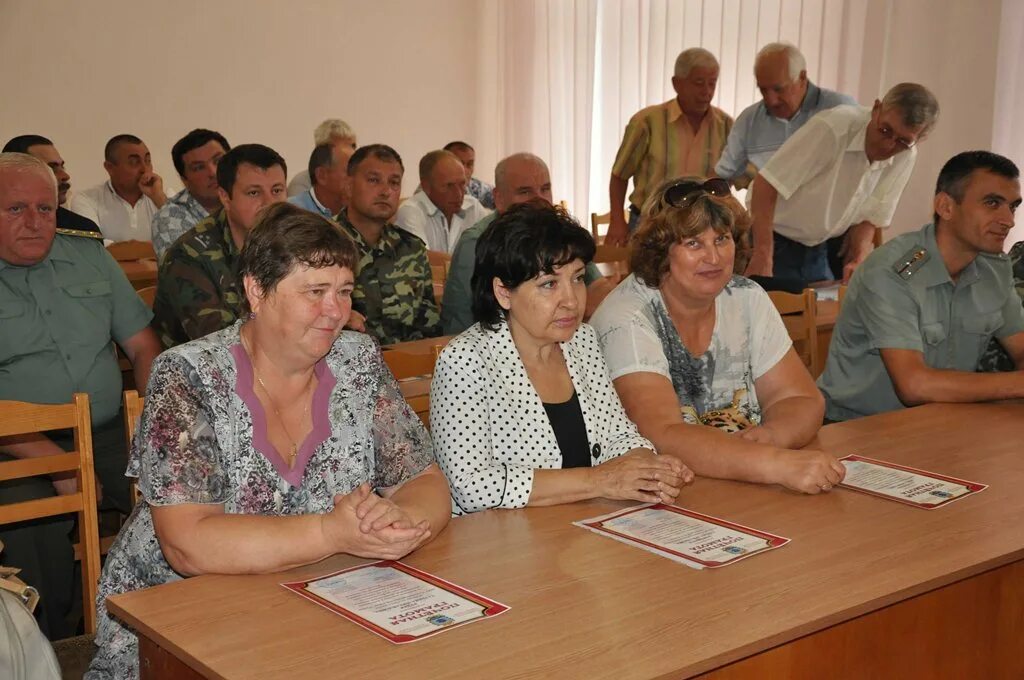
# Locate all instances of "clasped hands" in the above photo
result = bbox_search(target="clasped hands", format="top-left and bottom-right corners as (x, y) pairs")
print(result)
(322, 483), (431, 560)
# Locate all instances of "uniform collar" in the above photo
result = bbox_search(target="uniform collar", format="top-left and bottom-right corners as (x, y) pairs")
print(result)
(217, 210), (241, 257)
(914, 222), (981, 288)
(0, 233), (75, 271)
(337, 208), (402, 252)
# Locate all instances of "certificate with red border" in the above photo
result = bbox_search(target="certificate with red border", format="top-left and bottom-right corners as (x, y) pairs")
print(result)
(574, 503), (790, 570)
(838, 455), (987, 509)
(281, 561), (509, 644)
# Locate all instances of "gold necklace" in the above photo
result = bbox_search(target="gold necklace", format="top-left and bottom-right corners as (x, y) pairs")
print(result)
(242, 331), (314, 469)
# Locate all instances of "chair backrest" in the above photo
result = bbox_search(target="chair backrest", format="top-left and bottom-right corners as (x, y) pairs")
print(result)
(136, 285), (157, 308)
(105, 240), (156, 262)
(837, 284), (848, 308)
(593, 244), (632, 280)
(382, 348), (441, 381)
(123, 390), (144, 507)
(768, 289), (819, 374)
(0, 394), (101, 634)
(427, 251), (451, 305)
(590, 210), (629, 244)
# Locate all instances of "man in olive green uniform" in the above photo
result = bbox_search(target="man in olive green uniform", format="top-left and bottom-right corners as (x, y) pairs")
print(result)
(336, 144), (441, 345)
(0, 153), (160, 637)
(819, 151), (1024, 421)
(152, 144), (287, 347)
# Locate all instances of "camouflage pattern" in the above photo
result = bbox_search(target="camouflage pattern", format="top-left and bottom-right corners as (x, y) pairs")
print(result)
(150, 188), (210, 261)
(151, 211), (243, 348)
(337, 208), (442, 345)
(978, 241), (1024, 372)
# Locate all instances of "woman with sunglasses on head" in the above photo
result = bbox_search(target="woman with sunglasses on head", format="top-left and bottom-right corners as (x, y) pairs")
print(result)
(430, 202), (691, 515)
(590, 177), (844, 494)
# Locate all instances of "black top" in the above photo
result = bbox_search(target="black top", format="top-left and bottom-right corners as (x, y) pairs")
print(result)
(57, 206), (102, 235)
(543, 391), (592, 469)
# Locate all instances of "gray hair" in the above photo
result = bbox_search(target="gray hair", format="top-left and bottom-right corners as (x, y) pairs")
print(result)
(313, 118), (356, 145)
(673, 48), (719, 79)
(755, 42), (806, 81)
(494, 152), (549, 190)
(881, 83), (940, 131)
(0, 152), (57, 198)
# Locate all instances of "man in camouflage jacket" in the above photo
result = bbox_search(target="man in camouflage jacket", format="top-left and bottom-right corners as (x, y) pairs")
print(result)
(152, 144), (287, 347)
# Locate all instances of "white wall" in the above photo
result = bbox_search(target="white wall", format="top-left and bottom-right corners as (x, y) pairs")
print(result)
(0, 0), (487, 197)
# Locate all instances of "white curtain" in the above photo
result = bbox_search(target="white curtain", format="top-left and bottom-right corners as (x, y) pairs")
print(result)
(993, 0), (1024, 247)
(491, 0), (869, 225)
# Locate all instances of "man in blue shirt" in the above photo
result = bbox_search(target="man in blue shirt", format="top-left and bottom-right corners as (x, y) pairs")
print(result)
(715, 42), (855, 188)
(288, 142), (350, 219)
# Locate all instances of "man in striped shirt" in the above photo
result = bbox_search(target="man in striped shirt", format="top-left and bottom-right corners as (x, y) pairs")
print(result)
(606, 47), (733, 246)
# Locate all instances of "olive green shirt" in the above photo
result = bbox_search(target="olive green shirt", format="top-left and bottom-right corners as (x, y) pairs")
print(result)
(337, 209), (442, 345)
(0, 234), (153, 425)
(441, 212), (604, 335)
(151, 211), (243, 348)
(818, 223), (1024, 420)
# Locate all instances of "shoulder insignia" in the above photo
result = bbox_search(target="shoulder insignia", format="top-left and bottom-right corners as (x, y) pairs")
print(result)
(892, 247), (929, 280)
(56, 227), (105, 240)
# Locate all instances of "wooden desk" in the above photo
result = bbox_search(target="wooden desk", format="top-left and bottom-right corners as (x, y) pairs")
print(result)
(382, 335), (454, 356)
(109, 403), (1024, 679)
(119, 259), (158, 290)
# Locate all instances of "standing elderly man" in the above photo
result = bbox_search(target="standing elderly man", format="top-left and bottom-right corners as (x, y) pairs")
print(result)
(70, 134), (168, 243)
(715, 42), (856, 188)
(3, 134), (104, 237)
(150, 128), (231, 260)
(286, 118), (358, 197)
(441, 153), (614, 334)
(395, 149), (490, 253)
(746, 82), (939, 283)
(0, 152), (160, 637)
(605, 47), (733, 246)
(818, 151), (1024, 420)
(152, 144), (288, 348)
(288, 141), (352, 219)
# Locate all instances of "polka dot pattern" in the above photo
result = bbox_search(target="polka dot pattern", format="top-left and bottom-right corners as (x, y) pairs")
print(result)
(430, 321), (653, 515)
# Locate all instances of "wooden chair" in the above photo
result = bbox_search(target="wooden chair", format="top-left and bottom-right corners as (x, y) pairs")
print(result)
(593, 244), (631, 281)
(382, 348), (440, 381)
(837, 284), (848, 307)
(590, 210), (629, 244)
(136, 285), (157, 308)
(427, 251), (451, 305)
(105, 240), (156, 262)
(768, 289), (819, 375)
(123, 390), (144, 508)
(0, 393), (101, 634)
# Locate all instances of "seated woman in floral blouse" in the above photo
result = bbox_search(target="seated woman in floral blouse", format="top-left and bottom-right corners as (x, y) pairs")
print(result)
(86, 203), (451, 679)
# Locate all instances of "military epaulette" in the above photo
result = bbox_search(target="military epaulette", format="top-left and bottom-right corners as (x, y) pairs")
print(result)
(892, 246), (929, 279)
(57, 227), (105, 240)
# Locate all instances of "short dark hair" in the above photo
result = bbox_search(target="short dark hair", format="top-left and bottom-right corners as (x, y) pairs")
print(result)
(216, 143), (287, 196)
(307, 144), (335, 187)
(471, 202), (595, 331)
(3, 135), (54, 154)
(347, 144), (403, 175)
(170, 129), (230, 177)
(443, 141), (473, 154)
(104, 134), (145, 162)
(238, 202), (360, 315)
(933, 151), (1020, 225)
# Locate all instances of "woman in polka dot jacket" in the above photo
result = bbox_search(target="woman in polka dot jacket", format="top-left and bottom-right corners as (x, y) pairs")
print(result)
(430, 203), (692, 515)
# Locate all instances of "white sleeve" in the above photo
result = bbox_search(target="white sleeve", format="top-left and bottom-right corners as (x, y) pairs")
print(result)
(393, 200), (428, 243)
(589, 288), (671, 381)
(758, 116), (841, 200)
(429, 340), (535, 513)
(747, 287), (793, 379)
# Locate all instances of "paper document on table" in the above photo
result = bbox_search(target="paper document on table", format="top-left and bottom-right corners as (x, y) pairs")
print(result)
(575, 503), (789, 570)
(838, 455), (987, 509)
(282, 560), (508, 644)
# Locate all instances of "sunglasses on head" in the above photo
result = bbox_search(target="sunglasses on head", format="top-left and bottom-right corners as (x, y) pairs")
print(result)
(663, 178), (731, 207)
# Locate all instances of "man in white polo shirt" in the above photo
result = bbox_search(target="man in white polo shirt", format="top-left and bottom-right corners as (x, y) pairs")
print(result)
(745, 83), (939, 283)
(70, 134), (167, 242)
(395, 149), (490, 253)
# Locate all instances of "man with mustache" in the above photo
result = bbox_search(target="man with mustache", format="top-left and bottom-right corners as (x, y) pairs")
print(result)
(818, 151), (1024, 420)
(2, 134), (104, 239)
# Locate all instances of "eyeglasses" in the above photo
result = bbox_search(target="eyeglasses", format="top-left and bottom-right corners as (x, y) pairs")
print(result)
(663, 178), (732, 207)
(876, 123), (917, 150)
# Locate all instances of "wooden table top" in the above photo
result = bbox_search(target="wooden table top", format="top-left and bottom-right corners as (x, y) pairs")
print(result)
(383, 335), (455, 355)
(118, 259), (158, 290)
(107, 402), (1024, 679)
